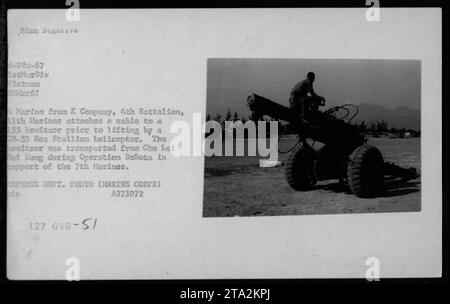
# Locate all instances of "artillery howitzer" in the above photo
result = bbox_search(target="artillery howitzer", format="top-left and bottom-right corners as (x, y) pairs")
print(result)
(247, 93), (418, 198)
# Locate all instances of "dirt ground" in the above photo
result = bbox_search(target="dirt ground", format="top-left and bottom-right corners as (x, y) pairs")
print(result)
(203, 137), (421, 217)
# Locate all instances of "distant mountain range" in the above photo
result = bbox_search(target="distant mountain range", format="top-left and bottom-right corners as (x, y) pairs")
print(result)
(207, 102), (420, 131)
(351, 103), (420, 131)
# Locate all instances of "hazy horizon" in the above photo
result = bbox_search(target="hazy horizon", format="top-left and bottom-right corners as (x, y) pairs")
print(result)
(206, 58), (421, 117)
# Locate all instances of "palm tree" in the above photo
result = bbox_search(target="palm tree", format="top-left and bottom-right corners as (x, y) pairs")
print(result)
(225, 109), (232, 121)
(213, 113), (222, 122)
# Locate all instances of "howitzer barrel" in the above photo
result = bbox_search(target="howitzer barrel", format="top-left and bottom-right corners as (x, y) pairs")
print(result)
(247, 93), (300, 125)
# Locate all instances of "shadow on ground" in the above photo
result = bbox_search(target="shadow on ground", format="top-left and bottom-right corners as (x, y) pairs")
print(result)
(312, 177), (420, 198)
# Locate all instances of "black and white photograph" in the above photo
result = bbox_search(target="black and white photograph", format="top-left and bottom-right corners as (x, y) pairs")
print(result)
(204, 58), (421, 217)
(1, 3), (445, 284)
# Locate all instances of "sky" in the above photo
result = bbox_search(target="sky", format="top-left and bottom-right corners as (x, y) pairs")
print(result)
(206, 58), (421, 117)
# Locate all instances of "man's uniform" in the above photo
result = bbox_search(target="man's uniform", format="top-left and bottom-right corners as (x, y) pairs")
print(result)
(289, 78), (321, 119)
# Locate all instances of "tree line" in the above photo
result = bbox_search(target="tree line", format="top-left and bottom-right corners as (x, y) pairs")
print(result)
(205, 110), (420, 138)
(351, 120), (420, 137)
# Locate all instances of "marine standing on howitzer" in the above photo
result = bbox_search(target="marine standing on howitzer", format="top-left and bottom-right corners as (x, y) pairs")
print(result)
(289, 72), (326, 120)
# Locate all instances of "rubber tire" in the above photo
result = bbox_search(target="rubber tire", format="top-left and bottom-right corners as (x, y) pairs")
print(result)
(285, 144), (317, 191)
(347, 145), (384, 198)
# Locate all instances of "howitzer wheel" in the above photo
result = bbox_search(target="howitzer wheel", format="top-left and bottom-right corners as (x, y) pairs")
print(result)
(285, 144), (317, 190)
(347, 145), (384, 198)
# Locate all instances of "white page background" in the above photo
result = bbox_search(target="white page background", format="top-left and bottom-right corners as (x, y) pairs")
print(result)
(7, 8), (441, 279)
